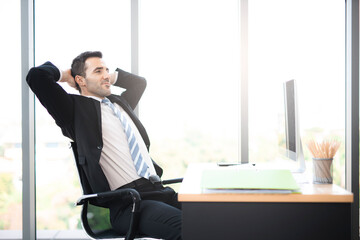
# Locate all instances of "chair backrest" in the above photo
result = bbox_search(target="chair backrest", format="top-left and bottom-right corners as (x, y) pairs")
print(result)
(70, 142), (93, 195)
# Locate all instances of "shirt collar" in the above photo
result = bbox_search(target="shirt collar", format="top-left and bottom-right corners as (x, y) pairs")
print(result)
(86, 96), (104, 102)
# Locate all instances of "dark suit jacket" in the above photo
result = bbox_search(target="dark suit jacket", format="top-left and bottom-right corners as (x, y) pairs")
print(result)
(26, 62), (163, 207)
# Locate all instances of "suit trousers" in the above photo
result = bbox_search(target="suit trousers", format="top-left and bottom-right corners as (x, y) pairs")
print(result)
(109, 179), (182, 240)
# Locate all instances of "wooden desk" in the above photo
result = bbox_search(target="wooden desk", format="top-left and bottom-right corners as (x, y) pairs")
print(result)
(178, 163), (353, 240)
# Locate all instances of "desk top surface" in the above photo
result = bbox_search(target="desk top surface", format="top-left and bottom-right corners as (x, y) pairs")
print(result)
(178, 163), (354, 203)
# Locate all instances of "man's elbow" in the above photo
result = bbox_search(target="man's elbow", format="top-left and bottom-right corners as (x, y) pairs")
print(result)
(26, 62), (60, 86)
(26, 67), (40, 86)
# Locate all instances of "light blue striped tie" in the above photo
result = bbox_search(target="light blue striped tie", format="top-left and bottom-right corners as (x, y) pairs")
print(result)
(102, 98), (150, 179)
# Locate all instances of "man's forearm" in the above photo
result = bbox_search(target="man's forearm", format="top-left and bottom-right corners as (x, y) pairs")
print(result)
(113, 68), (147, 110)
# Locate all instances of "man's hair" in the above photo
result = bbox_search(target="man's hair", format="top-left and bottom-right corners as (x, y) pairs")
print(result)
(71, 51), (103, 92)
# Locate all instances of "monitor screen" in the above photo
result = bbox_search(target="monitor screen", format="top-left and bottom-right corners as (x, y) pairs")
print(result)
(284, 80), (297, 159)
(283, 79), (305, 172)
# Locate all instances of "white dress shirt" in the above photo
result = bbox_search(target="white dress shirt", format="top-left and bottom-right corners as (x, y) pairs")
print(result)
(88, 96), (156, 190)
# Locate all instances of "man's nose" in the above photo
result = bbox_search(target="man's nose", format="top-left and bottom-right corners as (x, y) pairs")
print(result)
(103, 72), (110, 80)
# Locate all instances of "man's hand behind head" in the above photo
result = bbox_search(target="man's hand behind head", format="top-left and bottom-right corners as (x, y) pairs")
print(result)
(109, 71), (118, 85)
(59, 69), (77, 89)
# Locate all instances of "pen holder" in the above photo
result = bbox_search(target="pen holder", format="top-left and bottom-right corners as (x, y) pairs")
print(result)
(312, 158), (333, 184)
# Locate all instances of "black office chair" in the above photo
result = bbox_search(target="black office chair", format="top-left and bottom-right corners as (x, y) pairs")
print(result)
(71, 142), (183, 240)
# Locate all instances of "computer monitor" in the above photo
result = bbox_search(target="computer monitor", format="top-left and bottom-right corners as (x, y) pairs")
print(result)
(283, 79), (305, 172)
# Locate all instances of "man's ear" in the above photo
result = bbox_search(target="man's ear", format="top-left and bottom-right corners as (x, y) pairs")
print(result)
(75, 75), (86, 88)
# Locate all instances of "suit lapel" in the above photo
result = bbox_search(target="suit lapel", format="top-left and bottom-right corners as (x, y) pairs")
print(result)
(93, 100), (102, 138)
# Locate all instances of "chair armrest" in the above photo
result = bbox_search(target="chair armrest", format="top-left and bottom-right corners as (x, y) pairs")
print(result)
(76, 194), (98, 206)
(76, 188), (141, 206)
(162, 178), (183, 185)
(77, 188), (141, 240)
(149, 175), (183, 185)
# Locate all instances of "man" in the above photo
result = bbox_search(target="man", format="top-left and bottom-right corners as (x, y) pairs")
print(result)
(26, 51), (182, 240)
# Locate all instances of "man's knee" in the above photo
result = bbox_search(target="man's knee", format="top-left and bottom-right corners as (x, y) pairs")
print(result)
(110, 199), (182, 240)
(139, 200), (182, 240)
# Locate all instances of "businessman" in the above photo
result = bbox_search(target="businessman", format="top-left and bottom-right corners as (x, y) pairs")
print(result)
(26, 51), (182, 240)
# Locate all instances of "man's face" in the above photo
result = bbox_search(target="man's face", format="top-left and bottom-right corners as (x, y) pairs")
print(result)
(80, 57), (111, 98)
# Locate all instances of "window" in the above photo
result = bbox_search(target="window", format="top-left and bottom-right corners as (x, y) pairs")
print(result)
(139, 0), (241, 179)
(0, 0), (22, 232)
(248, 0), (345, 186)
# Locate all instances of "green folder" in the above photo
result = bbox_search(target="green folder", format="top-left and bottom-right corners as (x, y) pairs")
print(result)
(201, 168), (299, 191)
